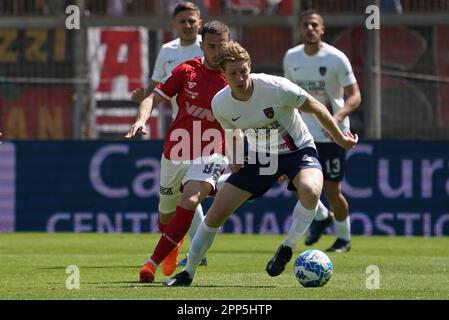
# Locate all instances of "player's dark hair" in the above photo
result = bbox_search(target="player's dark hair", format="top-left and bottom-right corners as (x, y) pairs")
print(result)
(200, 20), (230, 39)
(300, 9), (323, 22)
(173, 1), (200, 18)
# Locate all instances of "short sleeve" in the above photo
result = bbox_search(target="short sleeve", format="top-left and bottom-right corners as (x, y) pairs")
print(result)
(151, 48), (166, 83)
(154, 63), (189, 100)
(212, 96), (235, 130)
(283, 52), (294, 82)
(336, 53), (357, 87)
(277, 77), (310, 109)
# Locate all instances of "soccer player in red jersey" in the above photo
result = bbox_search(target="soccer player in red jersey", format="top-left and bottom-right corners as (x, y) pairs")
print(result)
(125, 20), (230, 283)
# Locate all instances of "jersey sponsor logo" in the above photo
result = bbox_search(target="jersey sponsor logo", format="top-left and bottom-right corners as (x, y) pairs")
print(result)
(185, 101), (216, 122)
(319, 66), (327, 76)
(293, 66), (301, 71)
(188, 81), (197, 89)
(263, 107), (275, 119)
(184, 88), (199, 99)
(231, 116), (241, 121)
(160, 186), (173, 195)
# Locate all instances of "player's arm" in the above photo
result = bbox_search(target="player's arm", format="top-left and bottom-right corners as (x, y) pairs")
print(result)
(125, 92), (165, 138)
(300, 94), (358, 150)
(333, 54), (362, 123)
(131, 80), (159, 104)
(333, 83), (362, 123)
(126, 62), (186, 138)
(283, 53), (293, 81)
(131, 47), (166, 104)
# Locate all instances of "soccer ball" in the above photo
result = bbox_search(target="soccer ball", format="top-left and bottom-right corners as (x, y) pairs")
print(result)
(293, 249), (333, 287)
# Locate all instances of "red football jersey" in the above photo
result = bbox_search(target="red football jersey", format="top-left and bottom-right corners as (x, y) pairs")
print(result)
(154, 57), (227, 161)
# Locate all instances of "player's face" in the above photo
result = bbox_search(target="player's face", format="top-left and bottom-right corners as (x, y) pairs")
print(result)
(223, 60), (251, 95)
(173, 10), (201, 45)
(201, 32), (230, 69)
(299, 14), (324, 44)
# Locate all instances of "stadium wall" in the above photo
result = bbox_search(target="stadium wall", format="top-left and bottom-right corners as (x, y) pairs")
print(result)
(0, 140), (448, 236)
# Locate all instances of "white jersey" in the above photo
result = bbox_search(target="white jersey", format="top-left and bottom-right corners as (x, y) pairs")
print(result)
(212, 73), (316, 155)
(283, 42), (357, 142)
(152, 36), (203, 118)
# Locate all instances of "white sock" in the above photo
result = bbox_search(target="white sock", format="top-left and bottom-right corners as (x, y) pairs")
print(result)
(185, 220), (219, 278)
(283, 200), (317, 250)
(334, 216), (351, 241)
(216, 172), (231, 191)
(187, 204), (204, 240)
(314, 200), (329, 221)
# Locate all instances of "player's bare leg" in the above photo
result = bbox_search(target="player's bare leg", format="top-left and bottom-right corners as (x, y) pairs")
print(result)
(178, 172), (231, 267)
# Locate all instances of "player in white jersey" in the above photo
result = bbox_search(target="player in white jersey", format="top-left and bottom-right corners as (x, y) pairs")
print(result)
(163, 41), (358, 286)
(283, 9), (362, 253)
(130, 2), (207, 270)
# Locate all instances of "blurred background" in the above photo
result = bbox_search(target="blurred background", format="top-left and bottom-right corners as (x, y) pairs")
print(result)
(1, 1), (449, 235)
(1, 0), (449, 141)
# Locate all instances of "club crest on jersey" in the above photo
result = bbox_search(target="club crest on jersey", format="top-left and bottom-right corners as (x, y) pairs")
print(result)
(319, 66), (327, 76)
(263, 107), (275, 119)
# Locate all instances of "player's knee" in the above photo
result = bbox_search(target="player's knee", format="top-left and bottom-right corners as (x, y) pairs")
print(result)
(299, 185), (321, 209)
(204, 213), (224, 228)
(179, 194), (201, 211)
(325, 188), (345, 204)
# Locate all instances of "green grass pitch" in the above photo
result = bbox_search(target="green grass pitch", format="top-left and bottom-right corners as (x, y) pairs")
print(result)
(0, 233), (448, 300)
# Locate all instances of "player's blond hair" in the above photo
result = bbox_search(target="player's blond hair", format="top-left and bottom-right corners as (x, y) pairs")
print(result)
(216, 41), (251, 71)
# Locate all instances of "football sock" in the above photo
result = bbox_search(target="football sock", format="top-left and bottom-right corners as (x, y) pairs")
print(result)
(187, 204), (204, 240)
(185, 220), (219, 278)
(315, 200), (329, 221)
(334, 216), (351, 241)
(145, 258), (157, 267)
(158, 215), (167, 233)
(284, 200), (317, 250)
(150, 206), (195, 265)
(216, 172), (231, 191)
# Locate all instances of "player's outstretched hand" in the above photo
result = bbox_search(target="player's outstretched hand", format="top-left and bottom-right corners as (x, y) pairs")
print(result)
(338, 132), (358, 150)
(125, 120), (148, 139)
(131, 88), (147, 104)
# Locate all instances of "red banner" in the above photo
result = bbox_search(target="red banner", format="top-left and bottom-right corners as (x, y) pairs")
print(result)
(0, 87), (73, 139)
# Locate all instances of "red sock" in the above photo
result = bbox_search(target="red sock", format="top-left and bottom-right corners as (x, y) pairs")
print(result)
(151, 206), (195, 265)
(158, 215), (167, 233)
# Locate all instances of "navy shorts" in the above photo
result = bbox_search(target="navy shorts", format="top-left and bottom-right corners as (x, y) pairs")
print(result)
(226, 147), (322, 199)
(315, 142), (346, 182)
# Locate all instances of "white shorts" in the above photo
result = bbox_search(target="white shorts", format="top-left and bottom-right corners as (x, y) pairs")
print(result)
(158, 154), (229, 214)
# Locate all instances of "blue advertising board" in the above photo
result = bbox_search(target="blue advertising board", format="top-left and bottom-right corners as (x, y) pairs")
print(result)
(0, 140), (448, 236)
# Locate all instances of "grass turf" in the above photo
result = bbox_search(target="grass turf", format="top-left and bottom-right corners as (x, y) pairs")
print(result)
(0, 233), (448, 300)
